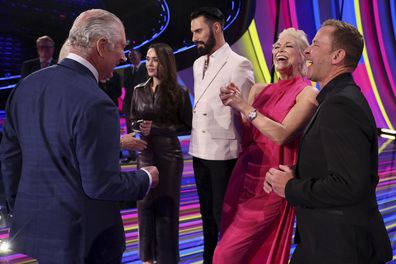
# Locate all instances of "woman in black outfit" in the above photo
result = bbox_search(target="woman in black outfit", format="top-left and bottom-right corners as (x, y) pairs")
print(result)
(130, 43), (192, 264)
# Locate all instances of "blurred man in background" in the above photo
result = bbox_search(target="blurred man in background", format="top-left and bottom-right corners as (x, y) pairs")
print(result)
(20, 35), (56, 78)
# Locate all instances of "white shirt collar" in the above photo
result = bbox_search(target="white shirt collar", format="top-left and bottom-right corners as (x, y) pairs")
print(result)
(40, 58), (53, 64)
(66, 53), (99, 82)
(208, 42), (229, 61)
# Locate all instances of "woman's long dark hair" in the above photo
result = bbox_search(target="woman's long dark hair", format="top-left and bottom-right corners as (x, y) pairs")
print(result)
(148, 43), (181, 121)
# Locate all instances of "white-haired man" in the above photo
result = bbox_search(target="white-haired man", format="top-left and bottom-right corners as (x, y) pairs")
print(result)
(0, 9), (158, 264)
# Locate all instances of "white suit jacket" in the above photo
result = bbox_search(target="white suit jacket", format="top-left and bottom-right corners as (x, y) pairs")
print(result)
(189, 43), (254, 160)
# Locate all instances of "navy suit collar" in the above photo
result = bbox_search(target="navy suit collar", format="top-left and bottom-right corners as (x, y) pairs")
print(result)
(58, 58), (98, 83)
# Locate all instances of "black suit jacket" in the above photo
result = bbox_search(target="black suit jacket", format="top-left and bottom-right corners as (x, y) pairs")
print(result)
(123, 64), (147, 119)
(99, 71), (122, 107)
(20, 57), (57, 78)
(285, 73), (392, 263)
(0, 58), (150, 263)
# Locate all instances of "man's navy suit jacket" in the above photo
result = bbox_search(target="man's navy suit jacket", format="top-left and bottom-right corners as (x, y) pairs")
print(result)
(0, 58), (150, 263)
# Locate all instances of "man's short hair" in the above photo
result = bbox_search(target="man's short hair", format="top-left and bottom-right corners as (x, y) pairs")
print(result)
(36, 35), (55, 47)
(190, 7), (225, 29)
(129, 49), (142, 58)
(322, 19), (364, 69)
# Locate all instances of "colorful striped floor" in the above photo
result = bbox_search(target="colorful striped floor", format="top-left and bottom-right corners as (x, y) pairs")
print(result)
(0, 138), (395, 263)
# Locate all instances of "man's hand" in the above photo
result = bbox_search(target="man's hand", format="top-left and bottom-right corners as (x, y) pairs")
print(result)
(142, 166), (159, 188)
(120, 134), (147, 150)
(264, 165), (294, 198)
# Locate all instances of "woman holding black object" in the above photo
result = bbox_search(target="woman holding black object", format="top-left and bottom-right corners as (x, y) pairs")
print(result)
(130, 43), (192, 264)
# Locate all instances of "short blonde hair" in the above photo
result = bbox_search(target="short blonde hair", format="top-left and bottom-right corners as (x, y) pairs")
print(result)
(276, 28), (309, 75)
(58, 41), (70, 62)
(278, 28), (309, 54)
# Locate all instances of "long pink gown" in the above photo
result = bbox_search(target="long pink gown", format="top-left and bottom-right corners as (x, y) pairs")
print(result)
(213, 76), (308, 264)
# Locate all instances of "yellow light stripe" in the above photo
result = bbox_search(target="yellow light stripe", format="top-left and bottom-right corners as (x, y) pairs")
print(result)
(379, 176), (396, 183)
(354, 0), (394, 131)
(379, 139), (394, 154)
(242, 19), (271, 83)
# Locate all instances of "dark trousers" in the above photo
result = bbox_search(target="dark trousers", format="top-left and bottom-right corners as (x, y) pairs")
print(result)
(85, 225), (125, 264)
(137, 136), (183, 264)
(193, 157), (237, 264)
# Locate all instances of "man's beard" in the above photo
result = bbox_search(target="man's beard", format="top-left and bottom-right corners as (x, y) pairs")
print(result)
(196, 29), (216, 56)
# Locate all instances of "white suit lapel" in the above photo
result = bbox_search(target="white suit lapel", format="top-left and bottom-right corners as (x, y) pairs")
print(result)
(194, 48), (230, 109)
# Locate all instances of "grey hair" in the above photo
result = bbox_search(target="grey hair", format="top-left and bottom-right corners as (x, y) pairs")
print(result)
(67, 9), (124, 55)
(36, 35), (54, 46)
(278, 28), (309, 75)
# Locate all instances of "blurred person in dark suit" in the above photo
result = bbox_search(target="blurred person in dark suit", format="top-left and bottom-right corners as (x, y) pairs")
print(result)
(0, 9), (159, 264)
(122, 49), (148, 163)
(20, 35), (57, 78)
(123, 49), (148, 115)
(99, 70), (122, 107)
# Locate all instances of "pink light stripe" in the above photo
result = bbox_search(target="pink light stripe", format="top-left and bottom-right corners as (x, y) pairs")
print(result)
(353, 65), (388, 128)
(373, 0), (396, 95)
(288, 0), (299, 28)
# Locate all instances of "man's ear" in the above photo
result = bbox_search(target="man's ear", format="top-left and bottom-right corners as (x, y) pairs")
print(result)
(213, 22), (221, 33)
(332, 49), (346, 65)
(96, 38), (107, 58)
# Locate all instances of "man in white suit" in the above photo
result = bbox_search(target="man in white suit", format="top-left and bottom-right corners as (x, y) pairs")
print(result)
(189, 7), (254, 263)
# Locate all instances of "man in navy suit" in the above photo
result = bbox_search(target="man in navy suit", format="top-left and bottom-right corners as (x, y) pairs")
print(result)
(0, 9), (159, 264)
(20, 35), (57, 78)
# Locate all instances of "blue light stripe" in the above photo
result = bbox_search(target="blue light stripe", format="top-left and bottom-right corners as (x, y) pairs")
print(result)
(312, 0), (321, 30)
(0, 75), (20, 81)
(0, 84), (16, 90)
(391, 0), (396, 41)
(133, 0), (170, 50)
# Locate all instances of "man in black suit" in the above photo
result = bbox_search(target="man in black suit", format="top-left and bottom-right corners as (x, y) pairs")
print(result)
(99, 70), (122, 107)
(0, 9), (159, 263)
(123, 49), (147, 116)
(20, 35), (57, 78)
(122, 49), (148, 163)
(265, 19), (392, 264)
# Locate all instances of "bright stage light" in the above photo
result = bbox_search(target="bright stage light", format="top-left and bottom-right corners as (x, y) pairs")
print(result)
(0, 240), (11, 253)
(379, 128), (396, 140)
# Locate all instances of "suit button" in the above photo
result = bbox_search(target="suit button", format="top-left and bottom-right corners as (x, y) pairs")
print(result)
(202, 130), (206, 133)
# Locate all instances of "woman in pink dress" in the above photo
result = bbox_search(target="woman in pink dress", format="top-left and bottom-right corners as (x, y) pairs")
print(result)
(213, 28), (318, 264)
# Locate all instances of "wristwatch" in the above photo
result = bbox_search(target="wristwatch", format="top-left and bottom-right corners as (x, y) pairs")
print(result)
(247, 108), (257, 122)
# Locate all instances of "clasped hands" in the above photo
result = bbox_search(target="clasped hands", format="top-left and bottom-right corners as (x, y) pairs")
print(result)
(219, 82), (245, 110)
(264, 165), (294, 198)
